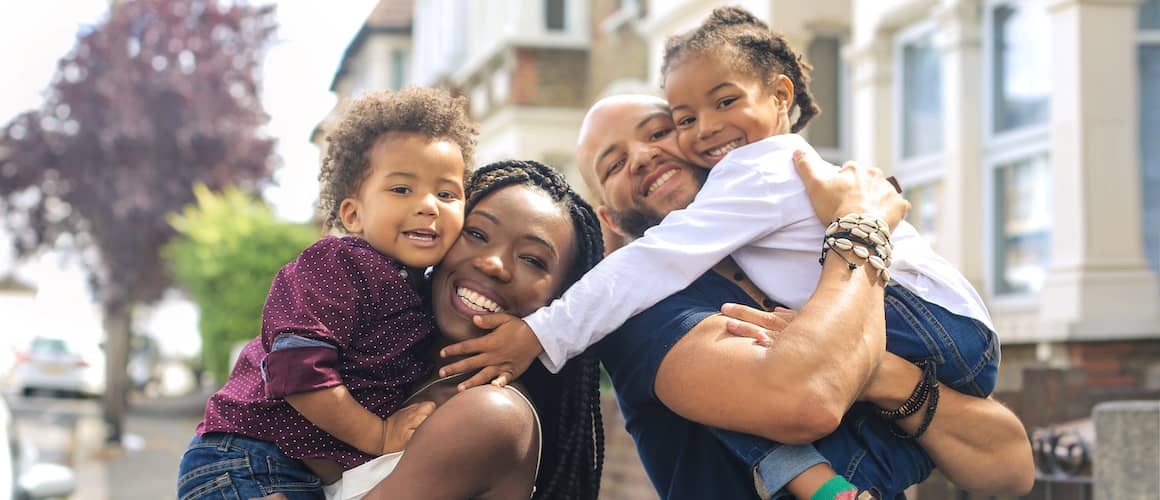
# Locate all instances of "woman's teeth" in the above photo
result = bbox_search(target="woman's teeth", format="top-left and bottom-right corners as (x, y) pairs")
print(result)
(647, 170), (678, 196)
(456, 287), (503, 313)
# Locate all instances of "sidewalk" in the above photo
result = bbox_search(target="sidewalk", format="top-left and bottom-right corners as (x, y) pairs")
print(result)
(72, 392), (208, 500)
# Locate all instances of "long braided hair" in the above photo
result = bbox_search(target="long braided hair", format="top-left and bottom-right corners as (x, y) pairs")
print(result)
(465, 160), (605, 500)
(660, 5), (821, 133)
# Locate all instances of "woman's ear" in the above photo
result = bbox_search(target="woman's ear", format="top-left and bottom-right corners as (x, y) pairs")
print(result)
(339, 198), (363, 234)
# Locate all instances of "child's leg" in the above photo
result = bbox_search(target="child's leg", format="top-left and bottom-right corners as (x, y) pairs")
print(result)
(177, 432), (324, 500)
(709, 427), (866, 499)
(882, 284), (1000, 397)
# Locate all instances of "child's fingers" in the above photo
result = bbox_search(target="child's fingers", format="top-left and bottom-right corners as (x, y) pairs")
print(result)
(772, 307), (798, 322)
(724, 319), (773, 347)
(720, 302), (772, 325)
(439, 335), (495, 360)
(456, 365), (505, 392)
(438, 350), (495, 377)
(472, 312), (517, 330)
(491, 366), (515, 387)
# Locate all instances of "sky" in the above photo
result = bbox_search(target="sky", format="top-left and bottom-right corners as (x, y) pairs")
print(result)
(0, 0), (378, 358)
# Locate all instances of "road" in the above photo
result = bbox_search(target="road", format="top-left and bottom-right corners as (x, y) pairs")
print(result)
(8, 390), (205, 500)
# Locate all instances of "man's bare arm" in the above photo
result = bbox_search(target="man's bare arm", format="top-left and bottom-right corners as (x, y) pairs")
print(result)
(865, 354), (1035, 495)
(655, 256), (887, 444)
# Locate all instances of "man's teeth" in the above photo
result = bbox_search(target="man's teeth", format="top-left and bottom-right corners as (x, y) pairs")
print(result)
(456, 287), (503, 313)
(647, 170), (677, 195)
(405, 231), (436, 241)
(706, 140), (742, 158)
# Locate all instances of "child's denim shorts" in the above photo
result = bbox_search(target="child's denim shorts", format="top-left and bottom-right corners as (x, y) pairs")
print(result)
(177, 432), (324, 500)
(883, 283), (1001, 397)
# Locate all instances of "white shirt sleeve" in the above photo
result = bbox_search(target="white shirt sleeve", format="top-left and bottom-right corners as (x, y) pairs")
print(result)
(529, 153), (802, 372)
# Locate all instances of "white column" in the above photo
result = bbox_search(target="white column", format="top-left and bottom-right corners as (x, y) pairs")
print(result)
(934, 0), (985, 286)
(845, 36), (894, 170)
(1042, 0), (1160, 334)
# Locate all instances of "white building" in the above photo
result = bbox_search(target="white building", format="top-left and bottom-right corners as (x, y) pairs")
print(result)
(411, 0), (591, 183)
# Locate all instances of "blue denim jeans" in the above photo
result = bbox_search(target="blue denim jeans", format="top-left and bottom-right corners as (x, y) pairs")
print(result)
(177, 433), (324, 500)
(714, 284), (996, 499)
(883, 283), (1000, 397)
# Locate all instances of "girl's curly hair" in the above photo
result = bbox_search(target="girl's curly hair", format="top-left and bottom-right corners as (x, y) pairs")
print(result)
(318, 87), (478, 231)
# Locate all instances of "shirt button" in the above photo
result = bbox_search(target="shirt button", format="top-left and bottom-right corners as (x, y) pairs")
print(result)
(762, 298), (775, 309)
(733, 272), (745, 281)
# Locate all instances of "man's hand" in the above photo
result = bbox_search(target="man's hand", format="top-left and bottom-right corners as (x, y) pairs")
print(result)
(718, 303), (799, 347)
(792, 150), (911, 230)
(438, 313), (544, 391)
(381, 401), (436, 454)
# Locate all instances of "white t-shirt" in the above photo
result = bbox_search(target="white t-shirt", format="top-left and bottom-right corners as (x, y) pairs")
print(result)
(528, 134), (993, 372)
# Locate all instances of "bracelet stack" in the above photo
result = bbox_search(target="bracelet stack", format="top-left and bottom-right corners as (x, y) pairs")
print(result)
(819, 213), (894, 284)
(878, 360), (940, 440)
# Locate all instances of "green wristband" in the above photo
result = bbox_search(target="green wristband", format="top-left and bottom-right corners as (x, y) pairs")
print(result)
(810, 475), (857, 500)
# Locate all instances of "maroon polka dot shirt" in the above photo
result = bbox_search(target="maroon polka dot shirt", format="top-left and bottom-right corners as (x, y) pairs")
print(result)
(196, 236), (435, 469)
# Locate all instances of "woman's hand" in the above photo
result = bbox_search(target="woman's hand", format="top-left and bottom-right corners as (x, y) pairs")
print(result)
(793, 150), (910, 230)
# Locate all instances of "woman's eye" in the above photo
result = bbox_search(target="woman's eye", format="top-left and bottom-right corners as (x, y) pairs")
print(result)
(521, 255), (547, 270)
(717, 97), (737, 109)
(464, 228), (486, 241)
(389, 186), (411, 195)
(649, 128), (673, 141)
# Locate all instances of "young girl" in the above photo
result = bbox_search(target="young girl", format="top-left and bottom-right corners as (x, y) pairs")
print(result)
(177, 87), (478, 499)
(444, 6), (999, 499)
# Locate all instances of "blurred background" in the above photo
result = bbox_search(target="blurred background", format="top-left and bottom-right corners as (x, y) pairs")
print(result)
(1, 0), (1158, 498)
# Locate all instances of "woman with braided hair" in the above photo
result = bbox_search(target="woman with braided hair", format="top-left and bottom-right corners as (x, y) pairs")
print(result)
(355, 159), (604, 500)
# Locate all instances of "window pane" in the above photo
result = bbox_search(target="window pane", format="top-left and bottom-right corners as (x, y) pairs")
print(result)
(390, 49), (406, 90)
(1142, 0), (1160, 30)
(1141, 45), (1160, 274)
(991, 2), (1051, 133)
(807, 36), (842, 151)
(994, 155), (1052, 294)
(901, 30), (943, 158)
(904, 181), (943, 249)
(545, 0), (566, 31)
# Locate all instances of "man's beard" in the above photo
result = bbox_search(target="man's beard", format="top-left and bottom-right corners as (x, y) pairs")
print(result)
(605, 206), (665, 239)
(605, 166), (707, 238)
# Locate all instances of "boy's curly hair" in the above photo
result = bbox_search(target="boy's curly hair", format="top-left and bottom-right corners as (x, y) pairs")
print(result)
(318, 87), (478, 231)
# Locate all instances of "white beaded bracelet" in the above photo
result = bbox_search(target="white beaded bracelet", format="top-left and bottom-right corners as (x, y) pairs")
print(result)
(822, 214), (894, 284)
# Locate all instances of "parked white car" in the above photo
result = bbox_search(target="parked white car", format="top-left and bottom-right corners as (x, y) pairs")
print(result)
(1, 393), (75, 499)
(15, 337), (105, 398)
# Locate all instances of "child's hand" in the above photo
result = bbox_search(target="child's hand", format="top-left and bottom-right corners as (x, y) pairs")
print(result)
(437, 313), (544, 391)
(381, 401), (436, 454)
(718, 303), (799, 347)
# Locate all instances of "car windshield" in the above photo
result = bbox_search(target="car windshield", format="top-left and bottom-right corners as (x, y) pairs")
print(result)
(30, 338), (70, 354)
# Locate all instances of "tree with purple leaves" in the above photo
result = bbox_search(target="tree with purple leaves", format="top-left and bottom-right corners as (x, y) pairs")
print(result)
(0, 0), (278, 443)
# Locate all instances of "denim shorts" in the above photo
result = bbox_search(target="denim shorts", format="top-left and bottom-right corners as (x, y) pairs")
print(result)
(177, 432), (324, 500)
(884, 284), (1001, 397)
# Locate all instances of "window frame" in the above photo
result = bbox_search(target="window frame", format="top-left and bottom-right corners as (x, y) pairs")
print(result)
(807, 32), (850, 164)
(892, 20), (945, 184)
(545, 0), (567, 32)
(1140, 0), (1160, 277)
(981, 0), (1054, 305)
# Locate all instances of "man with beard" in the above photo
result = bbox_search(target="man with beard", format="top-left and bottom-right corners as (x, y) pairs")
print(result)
(577, 95), (1034, 499)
